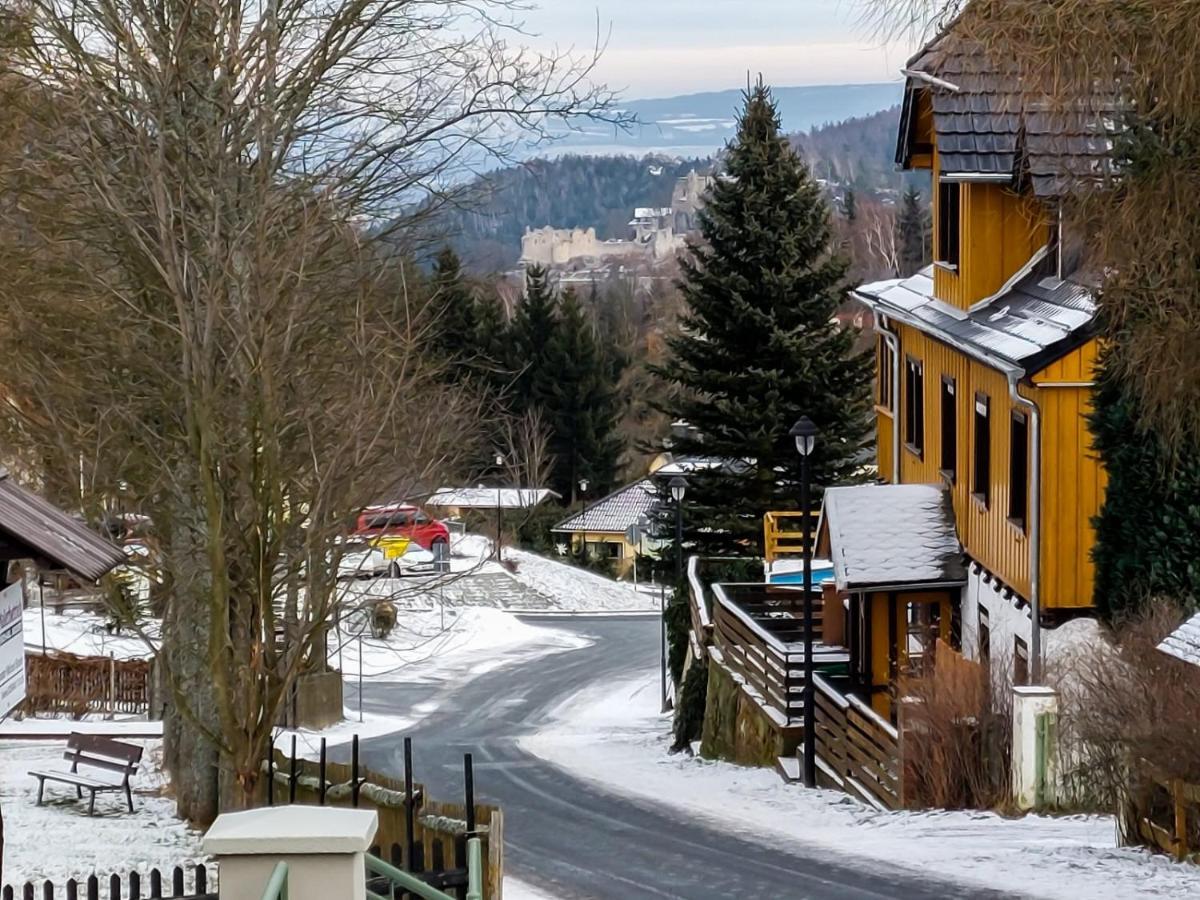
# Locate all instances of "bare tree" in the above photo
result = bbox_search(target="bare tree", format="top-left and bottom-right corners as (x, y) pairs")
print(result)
(0, 0), (622, 823)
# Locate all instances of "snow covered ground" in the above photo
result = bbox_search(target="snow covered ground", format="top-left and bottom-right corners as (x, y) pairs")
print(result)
(505, 546), (660, 613)
(0, 739), (204, 890)
(23, 606), (155, 659)
(521, 667), (1200, 900)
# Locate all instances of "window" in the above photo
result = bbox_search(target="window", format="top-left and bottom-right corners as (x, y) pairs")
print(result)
(973, 393), (990, 505)
(904, 356), (925, 456)
(585, 541), (622, 559)
(937, 181), (961, 268)
(978, 606), (991, 667)
(940, 376), (957, 481)
(1009, 412), (1029, 529)
(1014, 636), (1029, 686)
(876, 338), (895, 410)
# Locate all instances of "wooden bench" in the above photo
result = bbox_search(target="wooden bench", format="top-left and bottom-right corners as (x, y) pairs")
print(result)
(28, 732), (143, 815)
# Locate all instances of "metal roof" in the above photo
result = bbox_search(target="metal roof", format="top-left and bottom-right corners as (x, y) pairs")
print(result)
(897, 28), (1120, 197)
(0, 473), (125, 582)
(425, 488), (558, 510)
(1158, 612), (1200, 669)
(819, 484), (965, 592)
(854, 263), (1097, 376)
(552, 480), (659, 535)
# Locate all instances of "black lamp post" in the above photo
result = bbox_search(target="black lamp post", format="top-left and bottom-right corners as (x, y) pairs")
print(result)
(790, 415), (819, 788)
(494, 451), (505, 562)
(668, 476), (687, 585)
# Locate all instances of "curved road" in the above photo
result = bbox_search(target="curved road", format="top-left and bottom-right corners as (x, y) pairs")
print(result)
(352, 616), (1009, 899)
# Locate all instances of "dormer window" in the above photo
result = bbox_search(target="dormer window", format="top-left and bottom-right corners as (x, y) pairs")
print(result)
(937, 181), (961, 269)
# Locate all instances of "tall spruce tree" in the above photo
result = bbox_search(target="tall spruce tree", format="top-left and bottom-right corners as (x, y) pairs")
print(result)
(652, 81), (873, 556)
(508, 265), (559, 412)
(896, 186), (930, 277)
(1089, 350), (1200, 621)
(428, 248), (478, 366)
(540, 288), (625, 502)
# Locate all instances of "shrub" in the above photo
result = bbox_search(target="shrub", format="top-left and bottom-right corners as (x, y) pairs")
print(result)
(671, 658), (708, 753)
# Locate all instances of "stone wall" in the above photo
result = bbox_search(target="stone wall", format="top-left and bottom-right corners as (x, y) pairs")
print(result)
(700, 658), (801, 767)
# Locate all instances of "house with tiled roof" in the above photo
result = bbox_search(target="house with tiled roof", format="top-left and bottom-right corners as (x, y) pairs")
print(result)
(831, 25), (1110, 704)
(552, 480), (659, 576)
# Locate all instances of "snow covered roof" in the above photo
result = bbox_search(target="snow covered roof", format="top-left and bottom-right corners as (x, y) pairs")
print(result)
(653, 456), (751, 477)
(1158, 612), (1200, 668)
(819, 484), (966, 591)
(552, 480), (659, 535)
(0, 472), (125, 582)
(854, 263), (1096, 376)
(425, 488), (559, 510)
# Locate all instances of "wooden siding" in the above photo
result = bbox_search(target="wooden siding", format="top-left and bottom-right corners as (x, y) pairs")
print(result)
(931, 144), (1050, 309)
(1034, 342), (1106, 609)
(895, 323), (1032, 598)
(877, 408), (895, 482)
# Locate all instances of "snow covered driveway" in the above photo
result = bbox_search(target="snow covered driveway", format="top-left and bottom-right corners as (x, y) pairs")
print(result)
(522, 667), (1200, 900)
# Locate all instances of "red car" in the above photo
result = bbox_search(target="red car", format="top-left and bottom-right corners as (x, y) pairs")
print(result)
(354, 504), (450, 551)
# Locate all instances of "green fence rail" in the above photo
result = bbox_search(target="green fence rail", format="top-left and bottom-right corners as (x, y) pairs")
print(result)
(364, 838), (482, 900)
(260, 861), (289, 900)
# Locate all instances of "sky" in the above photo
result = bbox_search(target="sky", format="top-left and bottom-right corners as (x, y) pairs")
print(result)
(523, 0), (921, 99)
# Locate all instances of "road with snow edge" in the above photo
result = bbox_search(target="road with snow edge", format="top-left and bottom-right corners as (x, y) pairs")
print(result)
(350, 616), (1011, 899)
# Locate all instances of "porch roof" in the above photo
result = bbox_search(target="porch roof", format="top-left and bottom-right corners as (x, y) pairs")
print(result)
(819, 484), (966, 592)
(1158, 612), (1200, 668)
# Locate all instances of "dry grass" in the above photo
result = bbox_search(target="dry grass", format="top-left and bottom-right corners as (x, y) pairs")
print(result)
(899, 642), (1011, 809)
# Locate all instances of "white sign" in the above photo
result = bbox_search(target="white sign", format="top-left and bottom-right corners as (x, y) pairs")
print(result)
(0, 582), (25, 717)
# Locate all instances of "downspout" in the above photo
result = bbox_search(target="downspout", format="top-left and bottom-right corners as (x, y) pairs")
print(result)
(1008, 373), (1042, 683)
(873, 312), (901, 483)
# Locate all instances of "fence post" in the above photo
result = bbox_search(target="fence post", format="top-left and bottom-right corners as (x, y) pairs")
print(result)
(108, 654), (116, 720)
(267, 741), (274, 807)
(1174, 780), (1188, 861)
(464, 753), (475, 836)
(351, 736), (360, 808)
(404, 738), (416, 874)
(319, 739), (327, 806)
(288, 736), (297, 805)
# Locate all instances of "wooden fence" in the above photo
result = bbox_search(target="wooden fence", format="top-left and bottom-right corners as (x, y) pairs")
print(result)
(710, 583), (841, 725)
(812, 673), (904, 810)
(1129, 769), (1200, 861)
(263, 735), (502, 899)
(22, 651), (151, 716)
(3, 864), (213, 900)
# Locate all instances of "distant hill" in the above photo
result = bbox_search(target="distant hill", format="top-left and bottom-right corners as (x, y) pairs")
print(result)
(544, 83), (903, 157)
(429, 103), (916, 273)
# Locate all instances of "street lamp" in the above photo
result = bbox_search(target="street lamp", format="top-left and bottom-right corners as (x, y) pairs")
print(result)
(668, 476), (687, 585)
(576, 478), (589, 562)
(494, 451), (505, 562)
(789, 415), (819, 788)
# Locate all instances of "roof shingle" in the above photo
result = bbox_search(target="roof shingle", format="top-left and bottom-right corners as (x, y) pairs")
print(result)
(552, 480), (659, 535)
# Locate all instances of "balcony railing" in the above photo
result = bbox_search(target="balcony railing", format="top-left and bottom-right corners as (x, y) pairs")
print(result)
(763, 510), (814, 563)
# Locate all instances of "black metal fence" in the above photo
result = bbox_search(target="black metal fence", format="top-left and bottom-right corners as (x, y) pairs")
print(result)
(2, 864), (213, 900)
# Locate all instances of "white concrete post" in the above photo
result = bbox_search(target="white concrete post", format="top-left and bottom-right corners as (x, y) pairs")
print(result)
(203, 806), (378, 900)
(1011, 685), (1059, 810)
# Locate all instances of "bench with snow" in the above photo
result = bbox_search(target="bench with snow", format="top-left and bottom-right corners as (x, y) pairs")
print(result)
(28, 732), (142, 816)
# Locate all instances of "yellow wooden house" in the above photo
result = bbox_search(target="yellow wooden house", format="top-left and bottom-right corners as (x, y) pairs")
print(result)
(813, 29), (1108, 708)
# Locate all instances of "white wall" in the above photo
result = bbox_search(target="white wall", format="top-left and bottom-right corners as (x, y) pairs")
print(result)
(960, 563), (1032, 685)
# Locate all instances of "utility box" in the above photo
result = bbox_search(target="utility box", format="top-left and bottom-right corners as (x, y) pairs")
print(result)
(1012, 685), (1060, 810)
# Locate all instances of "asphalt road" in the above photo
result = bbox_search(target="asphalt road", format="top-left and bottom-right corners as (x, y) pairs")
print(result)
(352, 616), (1010, 900)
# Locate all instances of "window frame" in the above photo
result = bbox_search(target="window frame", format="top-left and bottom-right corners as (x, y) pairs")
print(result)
(876, 338), (895, 412)
(936, 180), (962, 270)
(972, 392), (991, 507)
(1014, 635), (1029, 686)
(1008, 410), (1030, 531)
(939, 375), (957, 483)
(904, 355), (925, 458)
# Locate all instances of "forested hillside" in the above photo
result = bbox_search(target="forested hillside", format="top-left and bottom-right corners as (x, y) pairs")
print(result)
(435, 105), (912, 273)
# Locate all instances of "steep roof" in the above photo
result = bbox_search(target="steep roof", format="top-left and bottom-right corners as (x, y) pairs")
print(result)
(552, 480), (659, 535)
(897, 27), (1119, 196)
(854, 262), (1097, 376)
(819, 484), (965, 592)
(1158, 613), (1200, 669)
(425, 488), (558, 510)
(0, 473), (125, 582)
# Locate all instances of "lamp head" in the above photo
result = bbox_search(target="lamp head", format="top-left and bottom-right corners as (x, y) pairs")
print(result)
(790, 416), (818, 457)
(668, 475), (687, 503)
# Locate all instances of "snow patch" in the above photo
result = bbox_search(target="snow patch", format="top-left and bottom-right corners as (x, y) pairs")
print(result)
(505, 546), (660, 613)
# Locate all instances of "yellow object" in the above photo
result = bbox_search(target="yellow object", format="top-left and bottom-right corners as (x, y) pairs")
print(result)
(378, 536), (411, 559)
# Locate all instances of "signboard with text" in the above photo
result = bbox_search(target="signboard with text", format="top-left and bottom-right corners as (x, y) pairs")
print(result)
(0, 582), (24, 717)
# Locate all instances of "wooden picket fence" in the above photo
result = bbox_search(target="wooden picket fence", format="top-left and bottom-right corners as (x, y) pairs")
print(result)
(2, 863), (213, 900)
(1129, 768), (1200, 861)
(22, 651), (151, 716)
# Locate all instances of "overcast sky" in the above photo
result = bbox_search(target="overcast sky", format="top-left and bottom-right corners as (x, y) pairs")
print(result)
(523, 1), (919, 99)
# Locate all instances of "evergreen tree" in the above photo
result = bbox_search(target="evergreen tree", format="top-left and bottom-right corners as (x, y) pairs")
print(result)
(428, 248), (477, 366)
(540, 289), (625, 502)
(1089, 350), (1200, 621)
(508, 265), (559, 411)
(896, 187), (930, 276)
(652, 81), (873, 557)
(843, 188), (858, 222)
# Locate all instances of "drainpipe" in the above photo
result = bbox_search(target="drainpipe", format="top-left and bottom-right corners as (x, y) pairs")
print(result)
(1008, 373), (1042, 683)
(873, 312), (901, 483)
